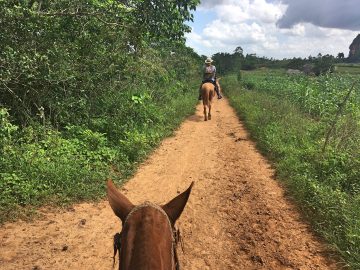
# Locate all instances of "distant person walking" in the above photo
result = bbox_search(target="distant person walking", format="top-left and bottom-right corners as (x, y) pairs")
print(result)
(199, 57), (222, 100)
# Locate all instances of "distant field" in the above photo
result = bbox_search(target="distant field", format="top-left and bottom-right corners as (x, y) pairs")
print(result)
(334, 63), (360, 74)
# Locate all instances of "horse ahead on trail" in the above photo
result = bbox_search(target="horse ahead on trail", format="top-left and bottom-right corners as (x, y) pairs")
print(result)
(107, 180), (194, 270)
(201, 78), (221, 121)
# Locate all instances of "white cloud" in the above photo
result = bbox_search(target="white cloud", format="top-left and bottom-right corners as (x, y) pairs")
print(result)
(186, 0), (358, 59)
(248, 0), (285, 24)
(263, 23), (355, 58)
(203, 21), (267, 44)
(202, 0), (285, 24)
(280, 24), (306, 36)
(186, 29), (213, 53)
(216, 4), (250, 23)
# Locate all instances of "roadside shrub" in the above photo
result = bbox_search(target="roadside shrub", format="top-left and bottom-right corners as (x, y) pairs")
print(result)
(0, 108), (18, 150)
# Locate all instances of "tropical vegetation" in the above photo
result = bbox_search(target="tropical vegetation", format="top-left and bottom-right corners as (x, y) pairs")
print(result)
(0, 0), (201, 222)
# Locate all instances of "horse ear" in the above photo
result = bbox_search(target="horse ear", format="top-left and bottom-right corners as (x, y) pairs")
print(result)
(107, 180), (134, 223)
(162, 182), (194, 224)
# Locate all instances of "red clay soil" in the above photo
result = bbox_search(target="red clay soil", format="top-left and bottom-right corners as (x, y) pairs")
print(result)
(0, 99), (341, 270)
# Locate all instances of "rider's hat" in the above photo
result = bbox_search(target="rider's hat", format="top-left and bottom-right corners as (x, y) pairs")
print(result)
(205, 57), (213, 64)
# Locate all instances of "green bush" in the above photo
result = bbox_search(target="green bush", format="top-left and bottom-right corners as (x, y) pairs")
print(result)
(0, 108), (18, 150)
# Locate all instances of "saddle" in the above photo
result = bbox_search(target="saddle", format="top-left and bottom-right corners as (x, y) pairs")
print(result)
(202, 79), (216, 85)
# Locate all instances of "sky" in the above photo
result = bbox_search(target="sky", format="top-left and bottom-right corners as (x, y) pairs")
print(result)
(185, 0), (360, 59)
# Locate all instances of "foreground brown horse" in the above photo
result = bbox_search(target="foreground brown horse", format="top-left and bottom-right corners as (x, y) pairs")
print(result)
(107, 180), (194, 270)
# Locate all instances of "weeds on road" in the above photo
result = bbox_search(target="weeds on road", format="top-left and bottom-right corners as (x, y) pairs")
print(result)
(223, 71), (360, 269)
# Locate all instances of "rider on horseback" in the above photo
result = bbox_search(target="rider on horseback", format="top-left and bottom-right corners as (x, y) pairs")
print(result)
(199, 57), (222, 100)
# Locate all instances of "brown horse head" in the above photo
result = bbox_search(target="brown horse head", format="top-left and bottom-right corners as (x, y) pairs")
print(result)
(107, 180), (194, 270)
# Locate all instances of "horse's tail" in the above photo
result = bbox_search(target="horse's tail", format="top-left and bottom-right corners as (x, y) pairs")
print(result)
(202, 87), (210, 107)
(203, 93), (209, 107)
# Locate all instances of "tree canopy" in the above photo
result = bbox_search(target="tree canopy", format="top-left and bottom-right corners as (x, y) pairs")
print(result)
(0, 0), (200, 126)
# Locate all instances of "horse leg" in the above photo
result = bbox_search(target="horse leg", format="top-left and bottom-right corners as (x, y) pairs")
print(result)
(208, 103), (211, 120)
(203, 105), (207, 121)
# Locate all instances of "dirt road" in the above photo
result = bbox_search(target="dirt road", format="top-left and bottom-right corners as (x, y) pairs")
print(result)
(0, 99), (339, 270)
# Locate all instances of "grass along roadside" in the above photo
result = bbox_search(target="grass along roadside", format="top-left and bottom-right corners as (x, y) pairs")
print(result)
(222, 74), (360, 269)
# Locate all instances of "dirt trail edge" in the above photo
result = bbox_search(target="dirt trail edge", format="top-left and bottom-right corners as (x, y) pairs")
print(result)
(0, 99), (339, 270)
